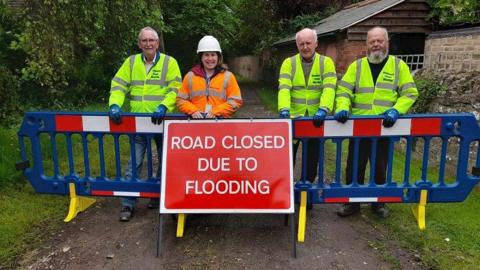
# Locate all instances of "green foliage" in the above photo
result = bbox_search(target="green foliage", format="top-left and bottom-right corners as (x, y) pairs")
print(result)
(228, 0), (279, 55)
(0, 1), (25, 71)
(411, 74), (446, 113)
(0, 66), (21, 126)
(281, 12), (327, 36)
(427, 0), (480, 26)
(230, 1), (344, 55)
(162, 0), (240, 71)
(13, 0), (165, 109)
(0, 128), (23, 188)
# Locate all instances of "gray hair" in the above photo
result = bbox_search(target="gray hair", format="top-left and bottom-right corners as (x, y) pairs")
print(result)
(295, 28), (318, 43)
(367, 26), (389, 43)
(138, 26), (159, 41)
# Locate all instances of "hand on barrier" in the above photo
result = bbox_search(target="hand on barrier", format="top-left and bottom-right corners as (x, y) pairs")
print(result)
(108, 104), (122, 124)
(191, 111), (204, 119)
(279, 109), (290, 119)
(151, 105), (167, 125)
(205, 111), (216, 119)
(313, 108), (327, 127)
(383, 108), (399, 128)
(334, 110), (349, 123)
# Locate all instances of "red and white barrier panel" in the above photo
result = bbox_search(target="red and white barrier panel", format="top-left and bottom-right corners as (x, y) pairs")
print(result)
(295, 118), (442, 137)
(324, 196), (403, 203)
(55, 115), (163, 133)
(91, 190), (160, 198)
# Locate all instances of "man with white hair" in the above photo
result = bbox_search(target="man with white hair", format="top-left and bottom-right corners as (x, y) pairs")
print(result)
(108, 26), (182, 221)
(334, 26), (418, 218)
(278, 28), (337, 187)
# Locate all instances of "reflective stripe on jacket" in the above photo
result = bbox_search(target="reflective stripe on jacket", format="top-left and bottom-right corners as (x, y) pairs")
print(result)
(335, 55), (418, 115)
(108, 52), (181, 113)
(176, 69), (242, 118)
(278, 53), (337, 117)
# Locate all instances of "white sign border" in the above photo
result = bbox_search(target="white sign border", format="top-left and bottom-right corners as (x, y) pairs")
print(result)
(160, 119), (294, 214)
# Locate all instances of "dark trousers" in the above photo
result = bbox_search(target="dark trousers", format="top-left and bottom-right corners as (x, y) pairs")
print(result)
(345, 138), (389, 185)
(293, 139), (320, 182)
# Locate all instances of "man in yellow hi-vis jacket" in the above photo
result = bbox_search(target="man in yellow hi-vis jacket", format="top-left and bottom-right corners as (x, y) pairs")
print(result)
(278, 28), (337, 185)
(108, 26), (181, 221)
(334, 26), (418, 218)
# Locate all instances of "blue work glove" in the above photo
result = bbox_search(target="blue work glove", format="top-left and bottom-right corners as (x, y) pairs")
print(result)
(383, 108), (399, 128)
(313, 108), (327, 127)
(151, 105), (167, 125)
(334, 110), (349, 123)
(279, 109), (290, 119)
(109, 104), (122, 124)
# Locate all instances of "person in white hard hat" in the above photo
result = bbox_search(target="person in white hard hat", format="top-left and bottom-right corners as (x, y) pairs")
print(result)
(176, 35), (243, 118)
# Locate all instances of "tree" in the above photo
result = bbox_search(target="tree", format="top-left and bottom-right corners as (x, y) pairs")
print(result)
(427, 0), (480, 26)
(14, 0), (165, 107)
(227, 0), (349, 55)
(162, 0), (240, 71)
(0, 1), (23, 125)
(227, 0), (279, 55)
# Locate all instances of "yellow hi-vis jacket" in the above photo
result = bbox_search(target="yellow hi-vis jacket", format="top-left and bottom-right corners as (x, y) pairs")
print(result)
(335, 55), (418, 115)
(108, 52), (181, 113)
(278, 53), (337, 117)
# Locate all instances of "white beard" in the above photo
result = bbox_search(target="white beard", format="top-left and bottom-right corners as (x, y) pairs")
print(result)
(367, 49), (388, 64)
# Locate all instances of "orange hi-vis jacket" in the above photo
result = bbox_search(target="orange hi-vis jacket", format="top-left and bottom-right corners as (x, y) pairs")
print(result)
(177, 65), (243, 118)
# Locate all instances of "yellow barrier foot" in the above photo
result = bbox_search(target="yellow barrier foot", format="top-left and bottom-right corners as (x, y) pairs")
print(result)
(297, 191), (307, 242)
(411, 189), (428, 230)
(176, 214), (186, 237)
(64, 183), (96, 222)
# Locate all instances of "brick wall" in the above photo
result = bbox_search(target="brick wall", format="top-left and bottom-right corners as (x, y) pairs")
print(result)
(334, 40), (366, 74)
(424, 27), (480, 72)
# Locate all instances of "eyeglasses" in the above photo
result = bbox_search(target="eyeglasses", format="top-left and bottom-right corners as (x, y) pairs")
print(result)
(140, 38), (158, 44)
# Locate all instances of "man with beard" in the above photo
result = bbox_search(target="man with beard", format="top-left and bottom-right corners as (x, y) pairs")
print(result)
(278, 28), (337, 187)
(333, 26), (418, 218)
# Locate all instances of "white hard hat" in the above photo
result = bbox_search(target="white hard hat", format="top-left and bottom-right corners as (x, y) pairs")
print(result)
(197, 35), (222, 53)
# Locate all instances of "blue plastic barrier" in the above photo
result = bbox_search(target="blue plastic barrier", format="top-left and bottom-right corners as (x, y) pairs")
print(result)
(17, 112), (187, 199)
(292, 113), (480, 204)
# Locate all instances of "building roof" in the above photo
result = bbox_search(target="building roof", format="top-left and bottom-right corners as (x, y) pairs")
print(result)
(274, 0), (405, 46)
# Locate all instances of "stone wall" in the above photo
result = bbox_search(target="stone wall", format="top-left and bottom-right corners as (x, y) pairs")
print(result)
(412, 69), (480, 174)
(427, 71), (480, 120)
(424, 27), (480, 72)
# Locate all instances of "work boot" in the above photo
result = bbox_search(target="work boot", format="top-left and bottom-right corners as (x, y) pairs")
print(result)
(336, 203), (360, 217)
(371, 203), (390, 218)
(147, 198), (159, 209)
(119, 206), (133, 222)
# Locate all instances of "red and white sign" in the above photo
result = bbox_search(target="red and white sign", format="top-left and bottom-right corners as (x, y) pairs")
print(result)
(160, 119), (293, 213)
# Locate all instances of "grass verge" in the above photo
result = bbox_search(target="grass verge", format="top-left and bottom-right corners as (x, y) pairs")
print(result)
(0, 127), (69, 268)
(0, 185), (68, 269)
(382, 192), (480, 269)
(0, 103), (109, 268)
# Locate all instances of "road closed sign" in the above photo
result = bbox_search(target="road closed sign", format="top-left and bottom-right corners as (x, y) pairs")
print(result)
(160, 119), (293, 213)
